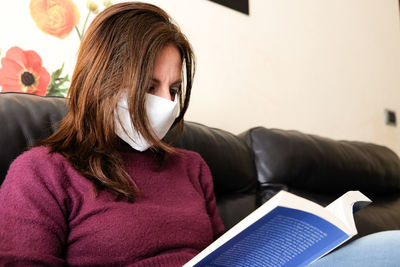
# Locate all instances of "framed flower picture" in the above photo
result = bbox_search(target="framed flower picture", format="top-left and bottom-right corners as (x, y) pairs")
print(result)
(0, 0), (111, 97)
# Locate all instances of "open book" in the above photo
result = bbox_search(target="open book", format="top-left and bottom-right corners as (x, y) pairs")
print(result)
(184, 190), (371, 267)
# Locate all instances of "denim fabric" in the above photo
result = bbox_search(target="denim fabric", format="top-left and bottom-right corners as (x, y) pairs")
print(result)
(311, 231), (400, 266)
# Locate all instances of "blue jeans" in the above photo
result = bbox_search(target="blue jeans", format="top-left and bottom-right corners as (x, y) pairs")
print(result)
(311, 231), (400, 266)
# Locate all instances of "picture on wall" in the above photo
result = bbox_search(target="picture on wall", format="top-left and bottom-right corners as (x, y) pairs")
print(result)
(0, 0), (112, 97)
(208, 0), (249, 15)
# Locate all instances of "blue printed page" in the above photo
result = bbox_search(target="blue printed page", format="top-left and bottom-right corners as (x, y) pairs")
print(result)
(193, 207), (349, 267)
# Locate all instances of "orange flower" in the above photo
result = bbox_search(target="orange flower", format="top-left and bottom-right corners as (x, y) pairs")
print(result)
(0, 47), (50, 96)
(30, 0), (80, 39)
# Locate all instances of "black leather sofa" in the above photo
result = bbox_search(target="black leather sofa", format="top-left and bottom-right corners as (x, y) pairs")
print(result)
(1, 92), (400, 239)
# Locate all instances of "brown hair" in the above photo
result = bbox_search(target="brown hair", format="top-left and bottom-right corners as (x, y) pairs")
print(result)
(39, 2), (195, 201)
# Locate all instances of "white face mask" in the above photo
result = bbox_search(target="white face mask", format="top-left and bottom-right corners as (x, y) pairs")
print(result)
(114, 93), (179, 151)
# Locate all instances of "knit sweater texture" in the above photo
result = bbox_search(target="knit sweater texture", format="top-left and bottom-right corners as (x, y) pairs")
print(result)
(0, 146), (225, 266)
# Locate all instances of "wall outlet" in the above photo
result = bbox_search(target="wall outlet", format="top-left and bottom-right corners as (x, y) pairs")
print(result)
(384, 109), (397, 126)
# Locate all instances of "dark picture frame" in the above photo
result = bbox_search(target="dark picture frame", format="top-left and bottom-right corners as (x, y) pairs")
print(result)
(208, 0), (249, 15)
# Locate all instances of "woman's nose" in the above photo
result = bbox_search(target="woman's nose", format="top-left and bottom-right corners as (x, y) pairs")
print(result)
(152, 87), (172, 101)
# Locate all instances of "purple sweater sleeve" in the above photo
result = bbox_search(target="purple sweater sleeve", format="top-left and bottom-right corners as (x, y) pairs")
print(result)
(198, 159), (225, 240)
(0, 149), (67, 266)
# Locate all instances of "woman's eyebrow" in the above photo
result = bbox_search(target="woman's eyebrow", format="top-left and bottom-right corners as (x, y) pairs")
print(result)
(150, 78), (160, 84)
(151, 78), (182, 85)
(171, 79), (182, 86)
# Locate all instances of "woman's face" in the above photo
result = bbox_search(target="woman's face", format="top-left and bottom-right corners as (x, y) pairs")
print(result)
(148, 44), (182, 101)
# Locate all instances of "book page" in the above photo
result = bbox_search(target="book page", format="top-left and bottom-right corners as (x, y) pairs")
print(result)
(325, 191), (371, 235)
(274, 191), (352, 234)
(190, 207), (349, 267)
(184, 191), (350, 266)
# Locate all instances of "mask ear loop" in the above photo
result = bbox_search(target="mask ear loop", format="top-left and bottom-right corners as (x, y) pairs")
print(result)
(114, 93), (143, 148)
(173, 95), (179, 118)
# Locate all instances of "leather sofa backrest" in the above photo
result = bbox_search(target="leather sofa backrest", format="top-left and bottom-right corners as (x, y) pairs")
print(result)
(240, 127), (400, 194)
(0, 93), (68, 181)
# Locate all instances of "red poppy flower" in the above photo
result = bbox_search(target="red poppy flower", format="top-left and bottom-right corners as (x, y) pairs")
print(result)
(0, 46), (50, 96)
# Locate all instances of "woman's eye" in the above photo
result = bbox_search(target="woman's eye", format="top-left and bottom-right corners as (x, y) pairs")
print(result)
(169, 88), (178, 97)
(148, 86), (155, 93)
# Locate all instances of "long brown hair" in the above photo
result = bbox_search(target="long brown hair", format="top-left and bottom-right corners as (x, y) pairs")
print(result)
(39, 2), (195, 201)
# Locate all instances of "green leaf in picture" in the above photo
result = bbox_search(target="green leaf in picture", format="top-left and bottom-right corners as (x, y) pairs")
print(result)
(46, 63), (70, 97)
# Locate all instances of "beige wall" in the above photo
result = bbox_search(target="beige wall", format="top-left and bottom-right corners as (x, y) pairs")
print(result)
(1, 0), (399, 155)
(148, 0), (400, 156)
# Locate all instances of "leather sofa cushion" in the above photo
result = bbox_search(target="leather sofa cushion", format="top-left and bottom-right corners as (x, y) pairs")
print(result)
(168, 121), (258, 195)
(241, 127), (400, 195)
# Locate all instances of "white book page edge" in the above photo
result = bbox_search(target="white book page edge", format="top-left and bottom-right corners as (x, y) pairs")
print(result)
(325, 191), (371, 235)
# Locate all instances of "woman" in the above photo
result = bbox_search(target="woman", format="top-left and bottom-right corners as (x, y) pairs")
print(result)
(0, 2), (224, 266)
(1, 2), (400, 267)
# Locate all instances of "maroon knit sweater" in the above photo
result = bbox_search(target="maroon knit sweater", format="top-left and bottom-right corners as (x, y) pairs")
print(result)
(0, 146), (225, 266)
